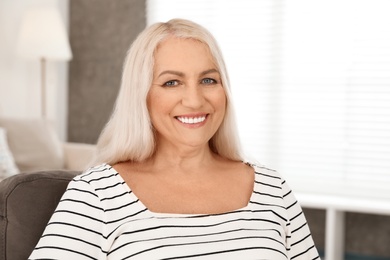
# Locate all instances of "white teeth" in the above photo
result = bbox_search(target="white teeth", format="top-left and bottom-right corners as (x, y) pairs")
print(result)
(177, 116), (206, 124)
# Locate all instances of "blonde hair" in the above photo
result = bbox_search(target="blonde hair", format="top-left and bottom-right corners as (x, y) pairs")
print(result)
(93, 18), (243, 165)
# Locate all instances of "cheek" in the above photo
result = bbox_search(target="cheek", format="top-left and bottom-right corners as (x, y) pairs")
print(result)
(146, 91), (160, 123)
(213, 88), (227, 113)
(147, 89), (174, 121)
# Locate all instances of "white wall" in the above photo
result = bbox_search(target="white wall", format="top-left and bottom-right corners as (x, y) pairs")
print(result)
(0, 0), (70, 141)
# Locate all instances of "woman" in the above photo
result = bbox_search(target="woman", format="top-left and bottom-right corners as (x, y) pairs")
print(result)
(30, 19), (320, 259)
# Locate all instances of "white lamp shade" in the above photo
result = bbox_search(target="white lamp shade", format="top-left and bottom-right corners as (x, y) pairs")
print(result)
(16, 7), (72, 61)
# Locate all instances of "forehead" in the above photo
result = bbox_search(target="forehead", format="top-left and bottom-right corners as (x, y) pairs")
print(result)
(155, 36), (209, 53)
(153, 37), (216, 71)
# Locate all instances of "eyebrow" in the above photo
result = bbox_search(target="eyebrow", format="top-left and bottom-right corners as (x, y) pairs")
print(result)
(158, 70), (184, 78)
(200, 68), (219, 76)
(157, 68), (220, 78)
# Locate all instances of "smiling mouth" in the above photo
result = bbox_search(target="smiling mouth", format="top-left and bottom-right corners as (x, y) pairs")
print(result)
(176, 115), (207, 124)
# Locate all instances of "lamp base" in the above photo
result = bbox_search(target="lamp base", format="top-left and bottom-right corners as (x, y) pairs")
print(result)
(40, 57), (46, 118)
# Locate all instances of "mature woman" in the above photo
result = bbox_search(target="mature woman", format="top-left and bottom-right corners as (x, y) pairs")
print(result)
(30, 19), (320, 259)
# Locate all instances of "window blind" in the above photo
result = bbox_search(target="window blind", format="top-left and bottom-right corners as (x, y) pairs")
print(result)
(147, 0), (390, 200)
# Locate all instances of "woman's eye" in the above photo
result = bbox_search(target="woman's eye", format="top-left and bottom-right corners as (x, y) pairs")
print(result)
(201, 78), (217, 85)
(163, 80), (179, 87)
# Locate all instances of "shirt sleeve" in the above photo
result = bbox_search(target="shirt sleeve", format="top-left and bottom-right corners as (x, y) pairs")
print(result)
(29, 177), (107, 260)
(281, 178), (321, 260)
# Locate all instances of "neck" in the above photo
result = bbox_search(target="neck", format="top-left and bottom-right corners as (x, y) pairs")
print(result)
(147, 141), (218, 175)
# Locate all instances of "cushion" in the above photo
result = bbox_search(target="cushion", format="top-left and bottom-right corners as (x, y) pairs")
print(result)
(0, 128), (19, 179)
(0, 170), (80, 260)
(0, 118), (64, 172)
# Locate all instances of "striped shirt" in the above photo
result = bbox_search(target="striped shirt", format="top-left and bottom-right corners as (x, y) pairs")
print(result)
(29, 163), (320, 260)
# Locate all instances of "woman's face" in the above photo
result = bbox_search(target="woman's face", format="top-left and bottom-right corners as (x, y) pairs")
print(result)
(147, 37), (226, 150)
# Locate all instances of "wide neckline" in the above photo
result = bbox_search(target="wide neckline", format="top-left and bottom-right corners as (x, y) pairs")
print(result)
(110, 163), (257, 218)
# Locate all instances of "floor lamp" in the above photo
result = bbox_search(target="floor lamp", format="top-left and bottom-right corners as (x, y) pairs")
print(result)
(16, 7), (72, 118)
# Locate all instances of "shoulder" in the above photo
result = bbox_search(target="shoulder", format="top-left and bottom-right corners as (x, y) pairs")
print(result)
(68, 163), (122, 194)
(246, 162), (283, 182)
(62, 163), (128, 209)
(74, 163), (118, 183)
(246, 162), (294, 195)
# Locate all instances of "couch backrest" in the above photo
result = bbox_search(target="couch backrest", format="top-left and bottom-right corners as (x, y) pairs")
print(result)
(0, 171), (80, 260)
(0, 118), (64, 172)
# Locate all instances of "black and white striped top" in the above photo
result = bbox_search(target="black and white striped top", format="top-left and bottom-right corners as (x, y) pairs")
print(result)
(29, 163), (320, 260)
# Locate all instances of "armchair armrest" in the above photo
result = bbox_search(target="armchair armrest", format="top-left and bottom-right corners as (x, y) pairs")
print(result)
(62, 142), (95, 171)
(0, 170), (79, 260)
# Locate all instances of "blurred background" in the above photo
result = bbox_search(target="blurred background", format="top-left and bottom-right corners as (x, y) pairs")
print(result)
(1, 0), (389, 259)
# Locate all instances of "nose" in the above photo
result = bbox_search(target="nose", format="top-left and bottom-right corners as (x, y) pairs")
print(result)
(181, 82), (205, 108)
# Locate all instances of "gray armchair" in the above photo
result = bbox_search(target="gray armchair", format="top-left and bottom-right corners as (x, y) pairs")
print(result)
(0, 170), (80, 260)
